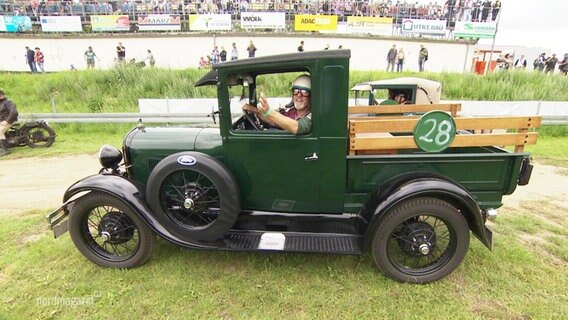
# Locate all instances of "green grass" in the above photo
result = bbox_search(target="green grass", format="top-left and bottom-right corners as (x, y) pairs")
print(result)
(1, 201), (567, 319)
(2, 68), (568, 114)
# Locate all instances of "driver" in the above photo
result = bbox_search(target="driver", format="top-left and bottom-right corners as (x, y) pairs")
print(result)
(0, 88), (19, 157)
(242, 75), (312, 135)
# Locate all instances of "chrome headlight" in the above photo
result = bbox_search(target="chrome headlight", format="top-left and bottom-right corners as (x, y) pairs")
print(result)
(98, 144), (123, 169)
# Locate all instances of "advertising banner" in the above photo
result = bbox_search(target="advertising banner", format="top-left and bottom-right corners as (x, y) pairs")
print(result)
(401, 19), (446, 36)
(188, 14), (231, 31)
(1, 16), (32, 32)
(346, 16), (392, 36)
(0, 16), (6, 32)
(453, 21), (496, 38)
(137, 14), (181, 31)
(91, 15), (130, 32)
(240, 12), (285, 29)
(294, 15), (337, 32)
(40, 16), (83, 32)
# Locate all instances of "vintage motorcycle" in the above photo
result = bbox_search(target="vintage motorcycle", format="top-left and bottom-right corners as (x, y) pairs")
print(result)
(6, 120), (56, 148)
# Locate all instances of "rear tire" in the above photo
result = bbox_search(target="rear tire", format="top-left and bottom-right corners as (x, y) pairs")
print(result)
(371, 197), (470, 283)
(69, 192), (155, 268)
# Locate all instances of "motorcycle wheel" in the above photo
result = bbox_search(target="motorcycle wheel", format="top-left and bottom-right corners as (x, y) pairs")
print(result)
(24, 123), (56, 148)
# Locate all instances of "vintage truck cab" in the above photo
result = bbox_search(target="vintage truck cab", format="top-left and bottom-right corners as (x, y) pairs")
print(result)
(47, 50), (539, 283)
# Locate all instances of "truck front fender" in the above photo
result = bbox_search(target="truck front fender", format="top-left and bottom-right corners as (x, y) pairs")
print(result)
(63, 174), (215, 249)
(364, 178), (492, 250)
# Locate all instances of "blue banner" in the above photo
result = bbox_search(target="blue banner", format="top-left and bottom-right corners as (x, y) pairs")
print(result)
(2, 16), (32, 32)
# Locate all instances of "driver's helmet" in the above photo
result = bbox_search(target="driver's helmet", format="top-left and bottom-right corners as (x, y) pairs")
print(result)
(291, 75), (311, 92)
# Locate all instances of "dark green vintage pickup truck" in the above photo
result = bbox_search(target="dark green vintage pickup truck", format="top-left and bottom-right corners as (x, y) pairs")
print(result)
(47, 50), (540, 283)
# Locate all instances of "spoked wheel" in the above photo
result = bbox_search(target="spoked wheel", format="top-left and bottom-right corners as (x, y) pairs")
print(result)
(147, 152), (240, 242)
(69, 192), (155, 268)
(161, 169), (221, 229)
(372, 197), (470, 283)
(24, 124), (56, 148)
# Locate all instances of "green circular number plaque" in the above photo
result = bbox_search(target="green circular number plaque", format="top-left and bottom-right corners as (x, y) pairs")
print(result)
(413, 111), (457, 152)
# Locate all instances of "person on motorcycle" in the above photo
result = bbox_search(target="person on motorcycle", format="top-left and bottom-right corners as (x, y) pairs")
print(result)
(0, 88), (19, 156)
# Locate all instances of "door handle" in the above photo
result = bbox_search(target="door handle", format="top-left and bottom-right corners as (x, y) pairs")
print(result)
(304, 152), (319, 161)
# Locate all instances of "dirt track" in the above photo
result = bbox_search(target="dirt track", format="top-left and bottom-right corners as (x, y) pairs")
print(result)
(0, 155), (567, 216)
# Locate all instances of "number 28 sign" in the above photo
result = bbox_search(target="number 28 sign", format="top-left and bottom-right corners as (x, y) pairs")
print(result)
(413, 111), (457, 152)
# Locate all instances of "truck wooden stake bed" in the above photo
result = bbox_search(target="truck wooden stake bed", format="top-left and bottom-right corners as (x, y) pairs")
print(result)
(47, 50), (539, 283)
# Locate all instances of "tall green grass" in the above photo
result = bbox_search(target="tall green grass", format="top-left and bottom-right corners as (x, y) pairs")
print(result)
(2, 67), (568, 113)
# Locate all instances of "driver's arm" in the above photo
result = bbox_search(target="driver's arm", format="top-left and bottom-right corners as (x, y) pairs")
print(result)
(257, 94), (310, 135)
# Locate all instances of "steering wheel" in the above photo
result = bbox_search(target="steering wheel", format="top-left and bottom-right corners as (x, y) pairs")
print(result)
(244, 112), (262, 131)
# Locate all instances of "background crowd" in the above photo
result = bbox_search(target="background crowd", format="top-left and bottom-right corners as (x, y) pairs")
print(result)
(1, 0), (502, 24)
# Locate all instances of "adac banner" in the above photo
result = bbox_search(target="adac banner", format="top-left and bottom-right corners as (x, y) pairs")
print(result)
(401, 19), (446, 36)
(40, 16), (83, 32)
(294, 15), (337, 32)
(240, 12), (285, 29)
(453, 21), (496, 38)
(0, 15), (32, 32)
(91, 15), (130, 32)
(346, 16), (392, 36)
(138, 14), (181, 31)
(189, 14), (231, 31)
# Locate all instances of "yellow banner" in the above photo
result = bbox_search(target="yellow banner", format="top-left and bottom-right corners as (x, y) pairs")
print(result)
(294, 15), (337, 31)
(347, 16), (392, 26)
(91, 15), (130, 31)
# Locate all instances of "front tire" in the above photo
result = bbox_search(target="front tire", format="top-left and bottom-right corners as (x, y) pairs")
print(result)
(371, 197), (470, 283)
(69, 192), (155, 268)
(24, 123), (56, 148)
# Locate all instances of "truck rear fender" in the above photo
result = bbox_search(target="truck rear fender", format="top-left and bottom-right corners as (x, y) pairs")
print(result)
(63, 174), (215, 249)
(363, 177), (492, 251)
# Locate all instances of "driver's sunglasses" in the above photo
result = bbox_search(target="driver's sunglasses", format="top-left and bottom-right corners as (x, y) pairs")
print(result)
(292, 88), (310, 97)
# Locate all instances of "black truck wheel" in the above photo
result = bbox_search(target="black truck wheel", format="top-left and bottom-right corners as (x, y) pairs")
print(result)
(146, 152), (240, 242)
(371, 197), (470, 284)
(68, 192), (155, 268)
(24, 123), (56, 148)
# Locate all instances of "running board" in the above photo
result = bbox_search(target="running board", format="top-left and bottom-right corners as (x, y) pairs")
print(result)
(218, 231), (362, 254)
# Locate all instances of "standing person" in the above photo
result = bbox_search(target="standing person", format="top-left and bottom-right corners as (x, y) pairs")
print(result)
(514, 54), (527, 69)
(231, 42), (238, 60)
(418, 45), (429, 72)
(386, 44), (397, 72)
(0, 88), (18, 157)
(396, 48), (405, 72)
(544, 54), (558, 74)
(84, 46), (98, 69)
(35, 47), (45, 73)
(558, 53), (568, 76)
(247, 40), (257, 58)
(145, 49), (155, 67)
(116, 42), (126, 63)
(25, 46), (37, 73)
(210, 46), (220, 64)
(533, 53), (546, 72)
(219, 47), (227, 62)
(297, 40), (304, 52)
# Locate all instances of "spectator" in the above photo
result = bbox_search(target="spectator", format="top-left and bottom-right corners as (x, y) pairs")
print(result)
(558, 53), (568, 76)
(386, 44), (397, 72)
(116, 42), (126, 63)
(298, 40), (304, 52)
(231, 42), (238, 60)
(514, 54), (527, 69)
(481, 0), (491, 22)
(418, 45), (429, 72)
(544, 54), (558, 74)
(533, 53), (546, 72)
(145, 49), (155, 67)
(210, 46), (220, 64)
(25, 46), (37, 73)
(491, 0), (501, 21)
(84, 46), (98, 69)
(247, 40), (257, 58)
(396, 48), (405, 72)
(220, 47), (227, 62)
(198, 57), (209, 68)
(35, 47), (45, 73)
(0, 88), (18, 157)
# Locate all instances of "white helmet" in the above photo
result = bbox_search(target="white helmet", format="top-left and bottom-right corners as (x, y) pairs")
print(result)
(291, 75), (311, 92)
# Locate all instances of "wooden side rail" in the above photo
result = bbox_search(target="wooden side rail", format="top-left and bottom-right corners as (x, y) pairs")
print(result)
(348, 103), (462, 117)
(348, 116), (542, 154)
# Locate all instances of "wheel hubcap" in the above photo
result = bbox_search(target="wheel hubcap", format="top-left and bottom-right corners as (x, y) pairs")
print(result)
(397, 220), (437, 257)
(183, 198), (194, 209)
